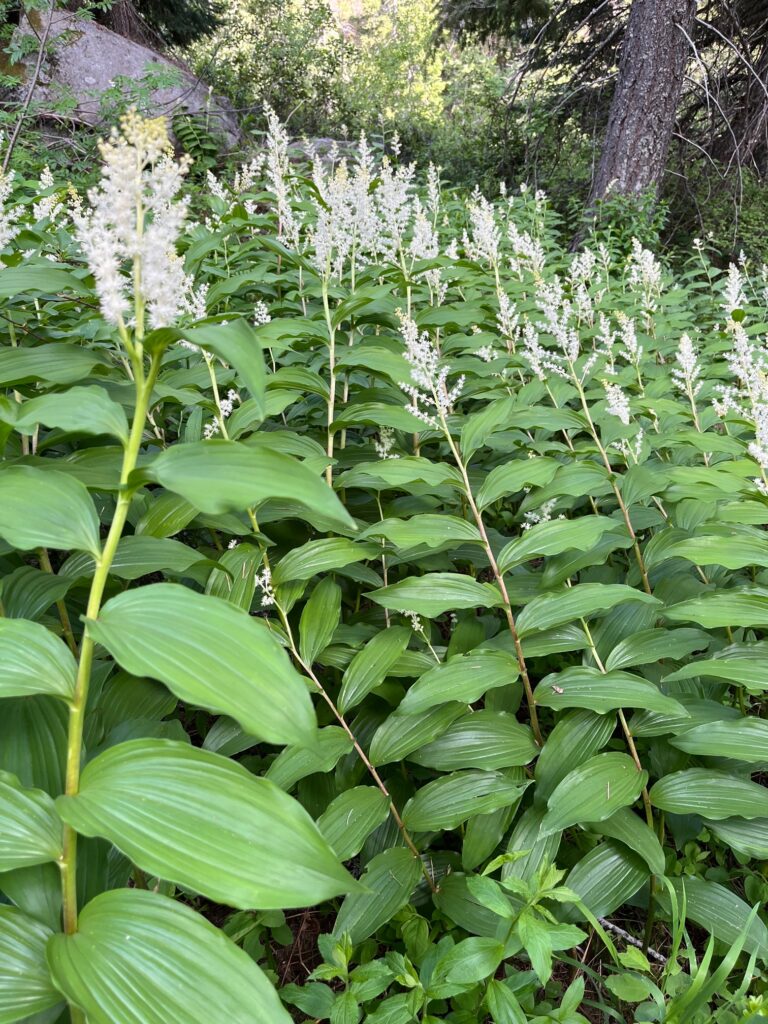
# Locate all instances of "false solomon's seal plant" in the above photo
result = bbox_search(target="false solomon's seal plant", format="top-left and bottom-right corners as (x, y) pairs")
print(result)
(0, 108), (766, 1022)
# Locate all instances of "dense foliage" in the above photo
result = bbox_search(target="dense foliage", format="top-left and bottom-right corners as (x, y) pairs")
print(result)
(0, 110), (767, 1023)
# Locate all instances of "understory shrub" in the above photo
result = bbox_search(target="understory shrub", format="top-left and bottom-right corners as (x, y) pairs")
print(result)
(0, 108), (767, 1023)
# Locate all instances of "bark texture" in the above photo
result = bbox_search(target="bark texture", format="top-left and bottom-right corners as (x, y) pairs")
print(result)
(589, 0), (697, 202)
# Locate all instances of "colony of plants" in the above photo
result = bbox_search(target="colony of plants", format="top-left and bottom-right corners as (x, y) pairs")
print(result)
(0, 106), (767, 1023)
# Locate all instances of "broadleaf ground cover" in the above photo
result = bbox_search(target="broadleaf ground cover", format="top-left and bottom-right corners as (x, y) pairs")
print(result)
(0, 110), (766, 1022)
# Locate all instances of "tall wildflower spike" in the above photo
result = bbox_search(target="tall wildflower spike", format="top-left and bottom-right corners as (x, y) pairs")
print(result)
(0, 142), (20, 250)
(603, 381), (631, 425)
(723, 262), (747, 315)
(72, 110), (190, 330)
(397, 310), (464, 427)
(671, 333), (702, 398)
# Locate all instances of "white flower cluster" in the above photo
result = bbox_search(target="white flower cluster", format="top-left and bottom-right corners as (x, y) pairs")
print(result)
(627, 238), (663, 304)
(723, 262), (747, 315)
(32, 166), (65, 225)
(72, 111), (191, 329)
(671, 333), (702, 398)
(254, 566), (276, 607)
(374, 427), (399, 459)
(203, 388), (239, 439)
(522, 499), (561, 530)
(253, 300), (271, 326)
(0, 159), (20, 250)
(603, 381), (631, 425)
(463, 193), (500, 266)
(397, 311), (464, 427)
(713, 322), (768, 489)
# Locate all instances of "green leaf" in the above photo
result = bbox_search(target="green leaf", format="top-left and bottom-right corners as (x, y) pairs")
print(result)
(0, 698), (67, 796)
(657, 531), (768, 570)
(369, 704), (465, 766)
(561, 841), (649, 923)
(338, 626), (411, 713)
(273, 538), (378, 584)
(604, 973), (656, 1002)
(660, 877), (768, 958)
(368, 573), (503, 618)
(0, 906), (61, 1023)
(11, 387), (129, 444)
(534, 710), (616, 805)
(148, 441), (355, 531)
(705, 818), (768, 859)
(0, 467), (101, 556)
(429, 937), (504, 997)
(175, 320), (267, 414)
(650, 769), (768, 819)
(484, 979), (527, 1024)
(0, 344), (102, 386)
(47, 888), (293, 1023)
(399, 651), (518, 714)
(0, 773), (61, 871)
(540, 753), (647, 837)
(361, 515), (481, 551)
(409, 711), (537, 770)
(65, 535), (210, 582)
(516, 585), (660, 637)
(669, 718), (768, 763)
(300, 578), (342, 666)
(0, 618), (76, 700)
(205, 541), (260, 610)
(266, 727), (353, 791)
(333, 848), (423, 944)
(0, 265), (90, 298)
(89, 584), (316, 747)
(317, 787), (390, 862)
(584, 807), (665, 875)
(476, 458), (559, 510)
(402, 771), (527, 831)
(57, 740), (355, 909)
(604, 628), (710, 671)
(662, 643), (768, 693)
(534, 667), (686, 716)
(498, 516), (618, 573)
(338, 457), (461, 493)
(664, 588), (768, 629)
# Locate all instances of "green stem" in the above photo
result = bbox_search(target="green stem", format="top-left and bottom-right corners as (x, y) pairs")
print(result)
(322, 274), (336, 487)
(60, 353), (160, 936)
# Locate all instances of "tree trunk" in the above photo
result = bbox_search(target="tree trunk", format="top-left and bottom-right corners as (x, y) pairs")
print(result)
(588, 0), (697, 203)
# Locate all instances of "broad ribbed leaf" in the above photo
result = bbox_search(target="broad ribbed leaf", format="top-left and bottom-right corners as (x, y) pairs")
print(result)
(561, 841), (648, 923)
(0, 698), (67, 796)
(540, 753), (647, 837)
(369, 704), (465, 766)
(670, 719), (768, 762)
(534, 667), (686, 716)
(300, 577), (342, 666)
(368, 573), (503, 617)
(12, 387), (129, 443)
(56, 740), (355, 909)
(534, 710), (616, 805)
(409, 711), (537, 770)
(605, 628), (709, 671)
(0, 773), (61, 871)
(0, 618), (76, 700)
(664, 588), (768, 628)
(663, 642), (768, 693)
(583, 807), (665, 875)
(650, 769), (768, 819)
(0, 343), (100, 386)
(498, 516), (617, 573)
(89, 584), (316, 747)
(148, 441), (355, 530)
(429, 937), (504, 997)
(706, 818), (768, 859)
(175, 319), (267, 414)
(402, 771), (527, 831)
(266, 727), (353, 791)
(332, 848), (422, 944)
(399, 651), (518, 713)
(47, 889), (292, 1023)
(660, 877), (768, 958)
(317, 787), (390, 861)
(0, 906), (61, 1023)
(338, 626), (410, 712)
(0, 467), (101, 556)
(273, 538), (378, 584)
(361, 515), (481, 550)
(476, 457), (559, 509)
(516, 585), (659, 637)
